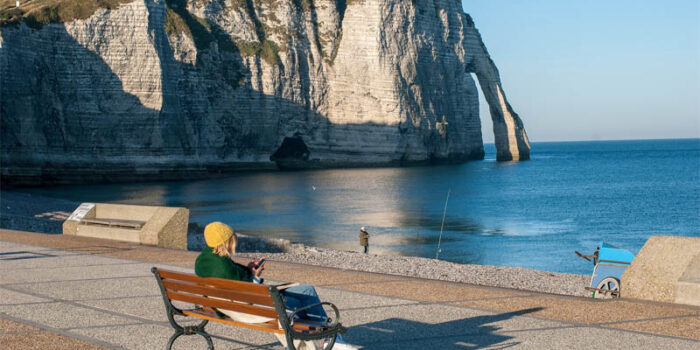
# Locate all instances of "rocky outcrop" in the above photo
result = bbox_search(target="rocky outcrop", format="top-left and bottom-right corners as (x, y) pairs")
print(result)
(0, 0), (529, 185)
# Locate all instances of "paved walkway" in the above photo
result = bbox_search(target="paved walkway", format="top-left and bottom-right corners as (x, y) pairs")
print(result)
(1, 229), (698, 349)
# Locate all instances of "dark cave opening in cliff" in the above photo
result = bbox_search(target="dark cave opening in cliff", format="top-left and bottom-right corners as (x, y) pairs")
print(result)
(270, 136), (311, 162)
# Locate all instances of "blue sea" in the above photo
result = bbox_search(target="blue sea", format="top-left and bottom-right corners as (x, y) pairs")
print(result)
(21, 139), (700, 274)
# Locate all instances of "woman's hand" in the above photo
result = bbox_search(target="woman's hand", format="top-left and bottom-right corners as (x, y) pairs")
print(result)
(248, 257), (265, 277)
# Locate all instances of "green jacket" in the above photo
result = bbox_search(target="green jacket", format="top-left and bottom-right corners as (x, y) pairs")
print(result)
(194, 246), (254, 282)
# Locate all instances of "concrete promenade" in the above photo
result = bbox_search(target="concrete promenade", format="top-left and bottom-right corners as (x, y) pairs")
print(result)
(1, 229), (698, 349)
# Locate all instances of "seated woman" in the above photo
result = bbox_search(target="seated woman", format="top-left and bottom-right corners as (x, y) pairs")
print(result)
(195, 222), (356, 350)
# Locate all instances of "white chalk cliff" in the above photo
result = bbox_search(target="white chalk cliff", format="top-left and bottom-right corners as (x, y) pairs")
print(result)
(0, 0), (529, 185)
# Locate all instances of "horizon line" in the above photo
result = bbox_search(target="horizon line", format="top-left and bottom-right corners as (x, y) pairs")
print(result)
(483, 136), (699, 145)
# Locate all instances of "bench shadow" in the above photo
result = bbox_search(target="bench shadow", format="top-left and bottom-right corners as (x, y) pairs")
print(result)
(345, 307), (544, 350)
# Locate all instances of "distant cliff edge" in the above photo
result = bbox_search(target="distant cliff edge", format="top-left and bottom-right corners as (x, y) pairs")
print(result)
(0, 0), (529, 186)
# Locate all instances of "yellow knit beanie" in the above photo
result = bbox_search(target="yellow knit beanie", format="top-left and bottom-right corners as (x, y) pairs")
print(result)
(204, 222), (234, 248)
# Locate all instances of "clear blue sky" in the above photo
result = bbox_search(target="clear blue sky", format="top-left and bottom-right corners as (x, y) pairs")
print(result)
(464, 0), (700, 142)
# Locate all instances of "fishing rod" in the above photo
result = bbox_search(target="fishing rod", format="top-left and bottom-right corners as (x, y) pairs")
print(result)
(435, 189), (450, 260)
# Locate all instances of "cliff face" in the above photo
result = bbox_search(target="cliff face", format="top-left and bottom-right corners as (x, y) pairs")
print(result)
(0, 0), (529, 185)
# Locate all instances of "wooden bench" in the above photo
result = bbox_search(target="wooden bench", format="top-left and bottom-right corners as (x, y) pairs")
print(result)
(152, 267), (346, 350)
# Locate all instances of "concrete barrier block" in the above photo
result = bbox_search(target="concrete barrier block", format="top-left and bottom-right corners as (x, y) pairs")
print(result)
(77, 224), (141, 243)
(63, 203), (189, 250)
(63, 203), (95, 235)
(675, 253), (700, 306)
(95, 203), (155, 222)
(62, 220), (79, 236)
(140, 207), (189, 250)
(621, 235), (700, 306)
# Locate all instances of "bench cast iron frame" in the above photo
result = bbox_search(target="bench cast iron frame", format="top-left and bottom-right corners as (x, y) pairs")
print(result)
(152, 267), (346, 350)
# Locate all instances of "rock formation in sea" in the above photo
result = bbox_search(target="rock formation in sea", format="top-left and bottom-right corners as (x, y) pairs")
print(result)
(0, 0), (529, 185)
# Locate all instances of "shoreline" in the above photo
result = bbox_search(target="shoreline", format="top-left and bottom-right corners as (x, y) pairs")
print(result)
(189, 232), (590, 297)
(1, 189), (590, 297)
(238, 248), (590, 297)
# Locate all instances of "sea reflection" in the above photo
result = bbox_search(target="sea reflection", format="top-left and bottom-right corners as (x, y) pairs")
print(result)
(14, 164), (567, 268)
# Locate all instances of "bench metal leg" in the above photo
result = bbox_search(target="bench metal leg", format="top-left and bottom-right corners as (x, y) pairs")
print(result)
(284, 334), (338, 350)
(323, 334), (338, 350)
(166, 330), (183, 350)
(200, 331), (214, 349)
(152, 269), (215, 349)
(285, 332), (296, 350)
(165, 319), (213, 350)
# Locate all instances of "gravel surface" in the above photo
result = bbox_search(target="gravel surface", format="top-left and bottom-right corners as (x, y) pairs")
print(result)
(237, 247), (590, 297)
(2, 190), (591, 297)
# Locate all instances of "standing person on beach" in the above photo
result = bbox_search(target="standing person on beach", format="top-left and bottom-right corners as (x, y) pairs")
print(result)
(359, 227), (370, 254)
(195, 222), (357, 350)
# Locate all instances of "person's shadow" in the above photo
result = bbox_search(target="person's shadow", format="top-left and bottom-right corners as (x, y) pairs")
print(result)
(343, 307), (544, 349)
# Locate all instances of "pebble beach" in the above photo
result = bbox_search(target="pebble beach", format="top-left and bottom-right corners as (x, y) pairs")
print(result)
(236, 246), (590, 297)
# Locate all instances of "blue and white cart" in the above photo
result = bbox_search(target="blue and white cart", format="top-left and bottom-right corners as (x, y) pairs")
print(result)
(575, 242), (635, 298)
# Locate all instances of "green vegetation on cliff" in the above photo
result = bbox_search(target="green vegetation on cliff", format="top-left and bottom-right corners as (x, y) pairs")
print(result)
(164, 0), (214, 50)
(1, 0), (289, 67)
(236, 39), (280, 65)
(164, 7), (191, 38)
(164, 0), (280, 66)
(259, 39), (280, 65)
(0, 0), (133, 28)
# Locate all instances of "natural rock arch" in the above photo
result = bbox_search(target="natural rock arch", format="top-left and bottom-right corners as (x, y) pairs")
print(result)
(463, 15), (530, 161)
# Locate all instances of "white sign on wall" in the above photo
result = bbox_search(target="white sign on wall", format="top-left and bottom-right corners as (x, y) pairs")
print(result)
(67, 203), (95, 222)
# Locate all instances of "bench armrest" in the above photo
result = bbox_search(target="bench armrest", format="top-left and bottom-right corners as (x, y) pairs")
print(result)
(288, 301), (341, 328)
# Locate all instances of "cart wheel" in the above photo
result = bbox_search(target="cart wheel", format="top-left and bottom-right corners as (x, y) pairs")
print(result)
(595, 277), (620, 299)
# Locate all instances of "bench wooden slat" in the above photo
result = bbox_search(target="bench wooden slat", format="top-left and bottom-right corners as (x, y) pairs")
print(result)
(182, 309), (285, 334)
(162, 280), (275, 307)
(288, 319), (323, 332)
(158, 269), (270, 293)
(183, 309), (323, 334)
(166, 291), (279, 319)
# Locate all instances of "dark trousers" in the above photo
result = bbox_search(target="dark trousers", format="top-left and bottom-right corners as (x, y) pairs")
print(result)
(363, 245), (368, 254)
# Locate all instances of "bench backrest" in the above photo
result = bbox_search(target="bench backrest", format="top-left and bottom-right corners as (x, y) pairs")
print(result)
(153, 268), (280, 321)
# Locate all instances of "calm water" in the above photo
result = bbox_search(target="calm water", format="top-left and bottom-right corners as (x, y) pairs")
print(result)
(22, 139), (700, 274)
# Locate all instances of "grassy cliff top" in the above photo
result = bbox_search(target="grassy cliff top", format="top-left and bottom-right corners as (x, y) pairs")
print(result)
(0, 0), (135, 28)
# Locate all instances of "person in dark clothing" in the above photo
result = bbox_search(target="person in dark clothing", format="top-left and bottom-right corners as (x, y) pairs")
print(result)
(195, 238), (261, 281)
(195, 222), (357, 350)
(359, 227), (370, 254)
(195, 223), (261, 280)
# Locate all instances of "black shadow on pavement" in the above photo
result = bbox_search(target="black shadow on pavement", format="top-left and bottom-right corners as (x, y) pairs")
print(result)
(345, 307), (544, 350)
